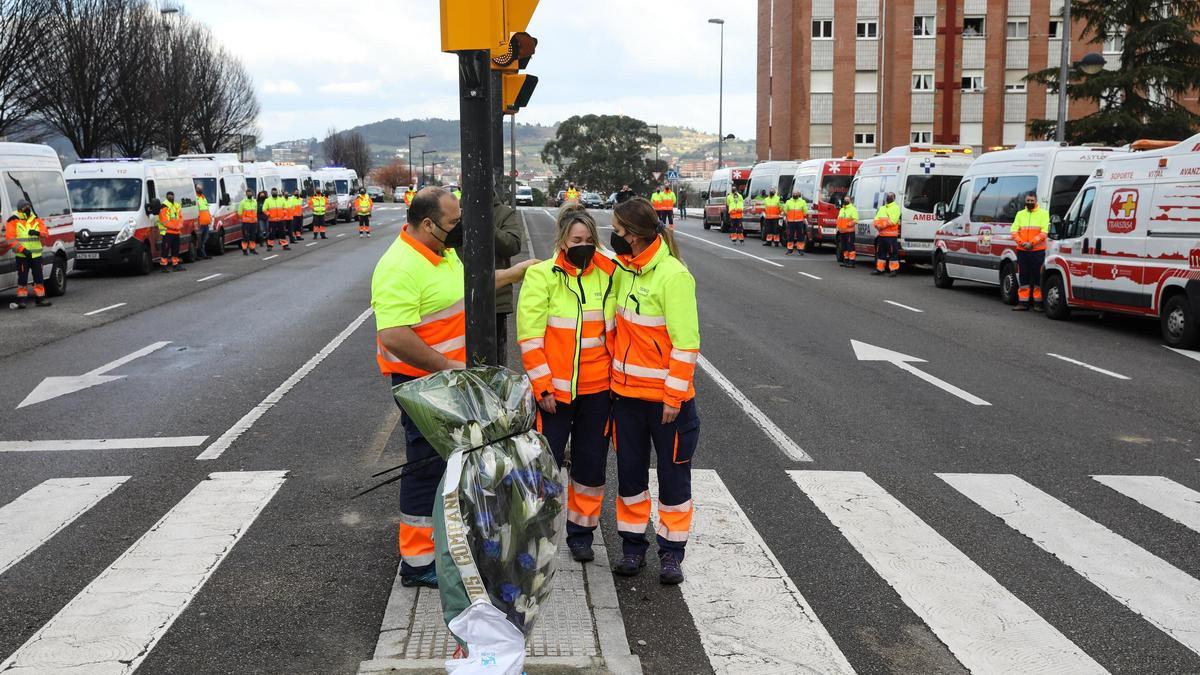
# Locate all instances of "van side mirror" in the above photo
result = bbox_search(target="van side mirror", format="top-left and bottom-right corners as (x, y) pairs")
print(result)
(700, 191), (709, 200)
(145, 199), (161, 216)
(1049, 214), (1063, 239)
(219, 193), (231, 207)
(934, 202), (947, 220)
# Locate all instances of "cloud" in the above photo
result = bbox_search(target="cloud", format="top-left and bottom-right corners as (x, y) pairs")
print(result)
(262, 79), (302, 96)
(318, 80), (382, 96)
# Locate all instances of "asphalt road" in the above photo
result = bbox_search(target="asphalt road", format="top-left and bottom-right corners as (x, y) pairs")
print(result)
(1, 204), (1198, 674)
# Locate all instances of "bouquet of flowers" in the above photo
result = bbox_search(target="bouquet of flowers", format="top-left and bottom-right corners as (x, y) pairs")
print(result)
(394, 367), (565, 670)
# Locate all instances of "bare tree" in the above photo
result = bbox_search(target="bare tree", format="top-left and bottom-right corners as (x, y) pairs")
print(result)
(323, 126), (348, 166)
(191, 50), (259, 153)
(154, 16), (209, 155)
(344, 131), (371, 181)
(0, 0), (53, 140)
(370, 160), (413, 194)
(109, 3), (161, 156)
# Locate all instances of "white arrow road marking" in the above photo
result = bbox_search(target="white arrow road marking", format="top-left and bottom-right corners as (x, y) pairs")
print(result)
(83, 303), (126, 316)
(1165, 346), (1200, 363)
(0, 476), (129, 576)
(852, 340), (990, 406)
(0, 436), (208, 453)
(798, 271), (822, 280)
(18, 341), (171, 409)
(262, 254), (278, 260)
(697, 355), (811, 461)
(1046, 353), (1130, 380)
(673, 229), (785, 268)
(884, 299), (923, 313)
(196, 273), (221, 282)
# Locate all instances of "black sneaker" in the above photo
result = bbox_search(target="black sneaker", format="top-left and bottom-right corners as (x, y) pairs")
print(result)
(887, 270), (898, 277)
(871, 269), (885, 275)
(568, 540), (595, 563)
(251, 248), (258, 255)
(160, 267), (171, 273)
(613, 554), (646, 577)
(399, 568), (438, 588)
(1032, 303), (1045, 313)
(659, 552), (684, 585)
(35, 299), (52, 307)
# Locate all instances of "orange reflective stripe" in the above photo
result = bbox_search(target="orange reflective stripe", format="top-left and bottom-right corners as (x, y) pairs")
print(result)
(656, 500), (693, 542)
(616, 491), (650, 533)
(567, 481), (605, 528)
(398, 522), (435, 566)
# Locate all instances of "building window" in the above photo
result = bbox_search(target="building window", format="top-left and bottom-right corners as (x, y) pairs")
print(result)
(912, 74), (934, 91)
(911, 131), (933, 144)
(1103, 29), (1124, 53)
(1006, 20), (1028, 39)
(962, 76), (984, 91)
(1048, 20), (1062, 39)
(914, 16), (935, 37)
(812, 19), (833, 39)
(963, 17), (985, 37)
(1005, 82), (1027, 92)
(856, 20), (878, 39)
(854, 132), (876, 146)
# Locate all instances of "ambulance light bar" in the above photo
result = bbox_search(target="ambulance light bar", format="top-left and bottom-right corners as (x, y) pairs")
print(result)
(80, 157), (144, 163)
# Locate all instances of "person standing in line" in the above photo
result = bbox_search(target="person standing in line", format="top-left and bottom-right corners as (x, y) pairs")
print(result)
(238, 189), (259, 255)
(872, 192), (902, 276)
(564, 182), (581, 204)
(836, 196), (859, 267)
(1011, 192), (1050, 311)
(267, 188), (291, 251)
(661, 185), (676, 229)
(355, 187), (374, 237)
(608, 197), (700, 586)
(516, 205), (615, 562)
(650, 185), (665, 223)
(725, 185), (745, 245)
(677, 191), (687, 220)
(3, 199), (52, 307)
(403, 185), (416, 207)
(371, 186), (537, 589)
(289, 189), (304, 242)
(761, 188), (782, 247)
(256, 190), (269, 245)
(783, 190), (808, 256)
(158, 191), (185, 272)
(310, 189), (329, 239)
(195, 184), (212, 259)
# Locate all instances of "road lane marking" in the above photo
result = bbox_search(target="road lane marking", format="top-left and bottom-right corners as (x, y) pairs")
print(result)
(1046, 353), (1130, 380)
(83, 303), (126, 316)
(798, 271), (822, 280)
(792, 470), (1105, 674)
(19, 341), (172, 408)
(941, 472), (1200, 656)
(520, 210), (536, 257)
(1094, 475), (1200, 533)
(0, 471), (287, 674)
(196, 273), (221, 282)
(0, 476), (129, 576)
(1165, 346), (1200, 363)
(262, 254), (279, 260)
(198, 308), (374, 460)
(306, 242), (317, 247)
(884, 300), (924, 313)
(673, 229), (785, 267)
(0, 436), (208, 452)
(337, 233), (346, 237)
(697, 354), (811, 461)
(852, 340), (990, 406)
(650, 471), (853, 674)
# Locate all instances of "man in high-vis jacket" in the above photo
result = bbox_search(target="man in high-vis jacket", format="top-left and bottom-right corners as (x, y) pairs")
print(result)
(310, 190), (329, 239)
(158, 191), (185, 271)
(661, 186), (676, 229)
(4, 200), (51, 307)
(1011, 192), (1050, 311)
(725, 186), (745, 244)
(872, 192), (902, 276)
(761, 189), (782, 247)
(355, 188), (373, 237)
(403, 186), (416, 207)
(650, 187), (664, 221)
(371, 186), (537, 588)
(288, 190), (304, 242)
(238, 189), (258, 255)
(836, 197), (859, 267)
(195, 185), (212, 259)
(266, 188), (290, 251)
(784, 190), (808, 255)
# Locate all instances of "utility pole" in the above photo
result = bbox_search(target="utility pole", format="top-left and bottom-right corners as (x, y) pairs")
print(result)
(490, 70), (505, 194)
(709, 18), (725, 169)
(459, 50), (497, 365)
(407, 133), (425, 188)
(651, 123), (660, 167)
(511, 115), (518, 209)
(1056, 0), (1072, 144)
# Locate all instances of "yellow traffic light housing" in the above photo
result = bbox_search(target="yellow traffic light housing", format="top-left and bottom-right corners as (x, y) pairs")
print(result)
(440, 0), (507, 53)
(504, 0), (538, 33)
(502, 73), (538, 113)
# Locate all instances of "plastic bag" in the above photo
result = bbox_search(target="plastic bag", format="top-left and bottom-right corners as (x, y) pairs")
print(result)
(394, 367), (565, 656)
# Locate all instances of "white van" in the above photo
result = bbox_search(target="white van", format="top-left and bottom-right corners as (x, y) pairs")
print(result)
(1043, 133), (1200, 348)
(171, 153), (247, 255)
(847, 144), (975, 263)
(313, 167), (361, 222)
(0, 143), (75, 297)
(932, 144), (1120, 302)
(515, 184), (533, 206)
(744, 160), (801, 236)
(66, 159), (201, 274)
(243, 161), (283, 198)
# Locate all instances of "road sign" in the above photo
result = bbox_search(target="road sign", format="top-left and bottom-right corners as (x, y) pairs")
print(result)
(510, 169), (519, 178)
(667, 169), (679, 181)
(652, 171), (662, 181)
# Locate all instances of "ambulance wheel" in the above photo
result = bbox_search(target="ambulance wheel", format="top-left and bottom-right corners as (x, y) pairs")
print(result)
(133, 242), (153, 275)
(183, 234), (197, 263)
(1161, 294), (1200, 349)
(212, 228), (226, 256)
(807, 228), (821, 252)
(1043, 274), (1071, 320)
(718, 213), (728, 233)
(45, 254), (68, 297)
(703, 218), (711, 231)
(999, 262), (1018, 305)
(933, 254), (954, 289)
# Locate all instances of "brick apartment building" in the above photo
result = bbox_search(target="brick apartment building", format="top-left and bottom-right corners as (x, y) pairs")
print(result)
(756, 0), (1137, 160)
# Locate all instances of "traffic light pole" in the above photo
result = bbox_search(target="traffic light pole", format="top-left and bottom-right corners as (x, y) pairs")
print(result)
(459, 50), (498, 366)
(490, 70), (505, 194)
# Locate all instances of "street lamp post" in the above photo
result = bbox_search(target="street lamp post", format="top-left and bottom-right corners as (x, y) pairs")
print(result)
(421, 149), (437, 187)
(708, 18), (725, 168)
(1056, 0), (1072, 143)
(430, 161), (445, 185)
(650, 123), (660, 171)
(408, 133), (426, 187)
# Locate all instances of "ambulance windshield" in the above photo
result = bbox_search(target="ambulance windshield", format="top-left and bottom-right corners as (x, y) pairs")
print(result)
(905, 175), (961, 214)
(67, 178), (143, 213)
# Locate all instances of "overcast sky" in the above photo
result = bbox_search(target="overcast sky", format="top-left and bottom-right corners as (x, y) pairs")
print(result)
(188, 0), (757, 145)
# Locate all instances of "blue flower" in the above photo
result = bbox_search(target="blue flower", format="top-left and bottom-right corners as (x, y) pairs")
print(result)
(542, 480), (563, 499)
(500, 583), (520, 603)
(482, 539), (501, 559)
(517, 552), (536, 570)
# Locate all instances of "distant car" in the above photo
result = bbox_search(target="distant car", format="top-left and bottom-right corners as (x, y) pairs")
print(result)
(515, 185), (533, 206)
(581, 192), (604, 208)
(367, 185), (385, 200)
(605, 192), (618, 209)
(393, 187), (405, 203)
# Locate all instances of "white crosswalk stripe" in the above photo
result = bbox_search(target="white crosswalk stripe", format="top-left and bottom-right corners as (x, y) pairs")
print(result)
(1093, 475), (1200, 534)
(0, 471), (287, 674)
(941, 472), (1200, 657)
(0, 476), (129, 577)
(791, 470), (1105, 674)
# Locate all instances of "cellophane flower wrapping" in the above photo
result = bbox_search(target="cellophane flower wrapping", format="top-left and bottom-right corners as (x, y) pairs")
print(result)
(393, 367), (566, 642)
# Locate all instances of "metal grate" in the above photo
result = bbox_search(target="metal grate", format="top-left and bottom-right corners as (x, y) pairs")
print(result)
(76, 233), (116, 251)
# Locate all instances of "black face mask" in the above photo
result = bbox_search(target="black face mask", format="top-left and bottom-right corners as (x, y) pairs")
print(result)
(566, 244), (595, 268)
(435, 221), (463, 249)
(609, 231), (633, 256)
(1026, 203), (1036, 211)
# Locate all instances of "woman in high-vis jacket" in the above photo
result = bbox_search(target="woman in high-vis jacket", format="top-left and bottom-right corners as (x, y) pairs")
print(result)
(517, 205), (616, 563)
(608, 197), (700, 586)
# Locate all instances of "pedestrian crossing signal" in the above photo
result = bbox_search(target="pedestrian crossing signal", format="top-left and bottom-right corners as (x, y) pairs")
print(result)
(502, 73), (537, 114)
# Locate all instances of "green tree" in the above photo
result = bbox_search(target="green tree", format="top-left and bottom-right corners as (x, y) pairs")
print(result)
(1027, 0), (1200, 144)
(541, 115), (662, 196)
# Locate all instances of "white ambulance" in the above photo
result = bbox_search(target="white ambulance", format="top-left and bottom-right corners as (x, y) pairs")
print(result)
(171, 153), (248, 255)
(313, 167), (360, 222)
(846, 144), (975, 264)
(1043, 133), (1200, 348)
(243, 161), (283, 198)
(0, 143), (75, 297)
(277, 163), (315, 228)
(932, 144), (1120, 302)
(66, 159), (201, 274)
